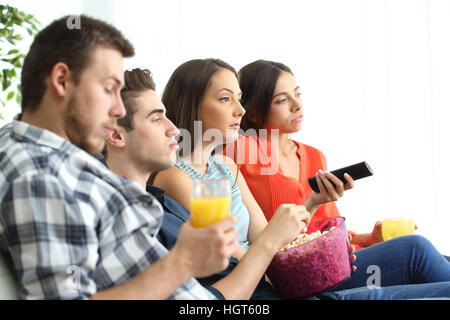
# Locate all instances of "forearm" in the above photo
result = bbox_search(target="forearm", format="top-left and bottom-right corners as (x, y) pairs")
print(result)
(212, 236), (278, 300)
(91, 250), (192, 300)
(350, 233), (374, 248)
(304, 196), (320, 217)
(231, 243), (247, 261)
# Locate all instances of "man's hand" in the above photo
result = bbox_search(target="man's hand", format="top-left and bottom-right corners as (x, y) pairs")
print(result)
(172, 215), (239, 278)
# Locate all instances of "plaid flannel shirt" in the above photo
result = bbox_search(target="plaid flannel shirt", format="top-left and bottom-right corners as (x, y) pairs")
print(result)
(0, 120), (216, 300)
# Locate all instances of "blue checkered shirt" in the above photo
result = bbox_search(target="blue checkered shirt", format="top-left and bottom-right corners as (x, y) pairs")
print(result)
(0, 120), (216, 300)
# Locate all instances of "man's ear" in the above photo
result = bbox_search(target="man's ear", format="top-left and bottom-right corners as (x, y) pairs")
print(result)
(49, 62), (72, 98)
(106, 127), (127, 149)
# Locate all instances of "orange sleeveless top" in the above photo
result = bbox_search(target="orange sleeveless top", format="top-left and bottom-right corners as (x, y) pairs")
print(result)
(224, 135), (365, 249)
(226, 134), (340, 222)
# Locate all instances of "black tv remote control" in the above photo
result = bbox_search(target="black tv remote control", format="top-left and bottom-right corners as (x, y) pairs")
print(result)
(308, 161), (373, 193)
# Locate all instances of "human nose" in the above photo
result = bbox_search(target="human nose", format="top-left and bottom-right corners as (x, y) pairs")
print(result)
(291, 96), (302, 113)
(166, 118), (180, 138)
(234, 100), (246, 118)
(110, 93), (126, 119)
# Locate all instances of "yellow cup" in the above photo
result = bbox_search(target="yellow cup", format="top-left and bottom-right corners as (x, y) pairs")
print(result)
(190, 179), (231, 228)
(381, 218), (415, 241)
(191, 197), (231, 228)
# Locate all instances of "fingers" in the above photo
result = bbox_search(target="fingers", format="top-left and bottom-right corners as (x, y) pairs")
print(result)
(316, 171), (343, 200)
(324, 172), (345, 196)
(270, 204), (311, 247)
(343, 173), (355, 189)
(211, 214), (238, 231)
(316, 170), (356, 200)
(223, 227), (239, 249)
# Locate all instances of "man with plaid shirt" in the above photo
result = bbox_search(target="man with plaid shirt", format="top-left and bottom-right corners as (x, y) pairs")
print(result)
(0, 15), (238, 300)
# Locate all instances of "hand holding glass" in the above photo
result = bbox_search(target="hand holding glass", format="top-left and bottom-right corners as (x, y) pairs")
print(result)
(190, 179), (232, 228)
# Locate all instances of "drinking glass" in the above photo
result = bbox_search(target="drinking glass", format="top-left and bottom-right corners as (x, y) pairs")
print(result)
(190, 179), (232, 228)
(381, 217), (415, 241)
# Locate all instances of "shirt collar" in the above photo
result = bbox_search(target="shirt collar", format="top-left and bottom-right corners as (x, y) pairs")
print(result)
(146, 184), (166, 197)
(12, 118), (77, 153)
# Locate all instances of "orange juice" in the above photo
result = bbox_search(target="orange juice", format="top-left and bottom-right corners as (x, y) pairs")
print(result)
(381, 218), (415, 241)
(190, 197), (231, 228)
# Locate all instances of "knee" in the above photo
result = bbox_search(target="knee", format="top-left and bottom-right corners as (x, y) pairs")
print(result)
(394, 234), (432, 251)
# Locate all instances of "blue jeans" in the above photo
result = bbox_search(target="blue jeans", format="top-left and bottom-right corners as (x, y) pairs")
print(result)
(317, 235), (450, 299)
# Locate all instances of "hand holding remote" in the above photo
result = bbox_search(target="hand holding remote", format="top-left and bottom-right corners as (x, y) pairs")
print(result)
(308, 161), (374, 193)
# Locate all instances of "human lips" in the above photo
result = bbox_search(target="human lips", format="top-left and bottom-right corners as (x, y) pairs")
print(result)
(169, 140), (179, 150)
(228, 123), (241, 130)
(103, 126), (115, 136)
(292, 115), (304, 123)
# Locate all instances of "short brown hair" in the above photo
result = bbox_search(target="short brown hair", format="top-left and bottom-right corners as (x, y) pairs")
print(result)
(21, 14), (135, 112)
(118, 68), (156, 131)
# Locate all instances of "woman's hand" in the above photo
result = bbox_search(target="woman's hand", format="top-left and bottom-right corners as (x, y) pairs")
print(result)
(370, 221), (418, 245)
(349, 243), (357, 272)
(305, 170), (355, 215)
(258, 204), (311, 253)
(371, 221), (384, 244)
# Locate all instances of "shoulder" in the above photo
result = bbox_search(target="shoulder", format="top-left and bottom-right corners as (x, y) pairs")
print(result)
(152, 166), (192, 209)
(153, 166), (191, 188)
(294, 141), (327, 160)
(215, 153), (238, 169)
(214, 154), (238, 178)
(296, 141), (325, 155)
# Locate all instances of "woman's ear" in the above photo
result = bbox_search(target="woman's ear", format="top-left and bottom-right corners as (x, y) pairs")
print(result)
(49, 62), (72, 98)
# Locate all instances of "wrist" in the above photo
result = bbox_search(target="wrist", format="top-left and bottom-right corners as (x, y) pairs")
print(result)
(253, 231), (282, 257)
(165, 247), (195, 282)
(350, 233), (373, 248)
(305, 196), (320, 216)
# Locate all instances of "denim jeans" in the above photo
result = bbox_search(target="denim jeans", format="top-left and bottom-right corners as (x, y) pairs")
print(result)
(317, 235), (450, 299)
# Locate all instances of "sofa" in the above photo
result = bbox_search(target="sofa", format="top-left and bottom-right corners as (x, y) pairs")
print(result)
(0, 252), (18, 299)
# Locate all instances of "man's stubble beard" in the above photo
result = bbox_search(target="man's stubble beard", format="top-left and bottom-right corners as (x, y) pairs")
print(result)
(63, 94), (106, 155)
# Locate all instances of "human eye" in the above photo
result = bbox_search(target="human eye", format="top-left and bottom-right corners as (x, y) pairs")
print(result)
(295, 92), (302, 98)
(275, 98), (288, 104)
(104, 87), (113, 95)
(219, 96), (231, 103)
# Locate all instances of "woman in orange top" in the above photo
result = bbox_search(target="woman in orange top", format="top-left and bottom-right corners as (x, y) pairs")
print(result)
(227, 60), (382, 250)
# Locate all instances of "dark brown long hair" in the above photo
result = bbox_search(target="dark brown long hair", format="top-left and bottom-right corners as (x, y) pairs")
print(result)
(149, 58), (239, 185)
(162, 58), (237, 155)
(238, 60), (293, 132)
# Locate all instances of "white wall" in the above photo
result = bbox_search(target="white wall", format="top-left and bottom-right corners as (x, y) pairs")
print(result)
(2, 0), (449, 255)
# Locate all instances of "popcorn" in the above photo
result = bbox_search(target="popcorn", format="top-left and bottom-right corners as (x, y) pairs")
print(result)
(280, 227), (336, 251)
(267, 218), (352, 298)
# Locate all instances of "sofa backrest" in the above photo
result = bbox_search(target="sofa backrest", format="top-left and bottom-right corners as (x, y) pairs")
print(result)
(0, 252), (19, 299)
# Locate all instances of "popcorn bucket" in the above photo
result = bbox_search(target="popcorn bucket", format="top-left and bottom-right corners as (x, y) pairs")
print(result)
(266, 217), (353, 298)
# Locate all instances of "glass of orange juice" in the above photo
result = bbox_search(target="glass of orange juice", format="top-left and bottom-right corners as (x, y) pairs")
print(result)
(381, 217), (415, 241)
(190, 179), (232, 228)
